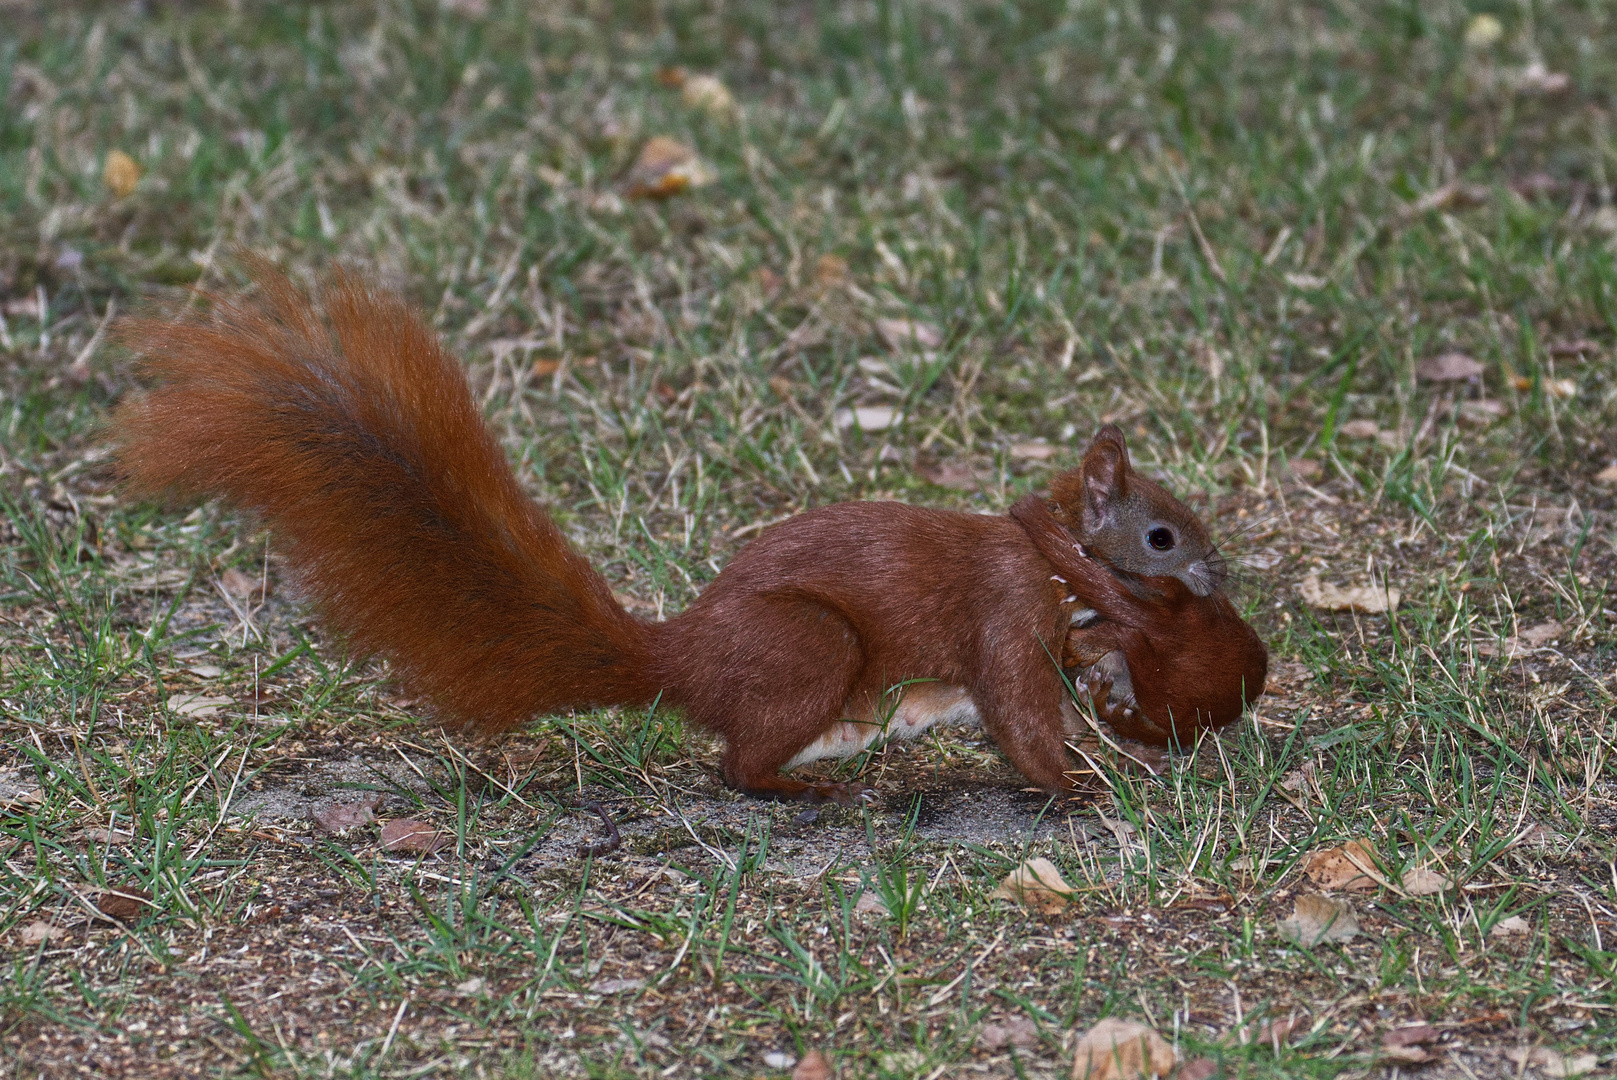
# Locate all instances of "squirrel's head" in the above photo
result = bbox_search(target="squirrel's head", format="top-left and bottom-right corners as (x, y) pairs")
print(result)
(1050, 425), (1227, 596)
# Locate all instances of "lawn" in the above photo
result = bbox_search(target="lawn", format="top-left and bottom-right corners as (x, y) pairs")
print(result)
(1, 0), (1614, 1077)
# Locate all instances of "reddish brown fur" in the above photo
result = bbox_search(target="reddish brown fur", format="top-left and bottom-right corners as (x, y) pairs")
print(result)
(115, 262), (658, 732)
(1011, 495), (1267, 745)
(115, 264), (1086, 803)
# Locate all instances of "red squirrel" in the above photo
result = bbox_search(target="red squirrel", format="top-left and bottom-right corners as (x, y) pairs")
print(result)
(114, 262), (1262, 803)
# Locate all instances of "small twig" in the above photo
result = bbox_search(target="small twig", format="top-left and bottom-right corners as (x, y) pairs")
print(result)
(576, 799), (622, 858)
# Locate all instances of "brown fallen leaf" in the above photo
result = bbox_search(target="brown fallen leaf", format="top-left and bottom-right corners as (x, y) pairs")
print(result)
(1597, 463), (1617, 486)
(991, 857), (1075, 915)
(97, 886), (156, 922)
(82, 827), (135, 846)
(1305, 840), (1387, 891)
(1070, 1018), (1176, 1080)
(1491, 915), (1532, 937)
(1381, 1023), (1438, 1064)
(18, 920), (66, 945)
(103, 149), (142, 198)
(624, 136), (715, 199)
(655, 66), (687, 88)
(1505, 1046), (1599, 1078)
(167, 692), (233, 719)
(379, 818), (452, 854)
(1177, 1059), (1218, 1080)
(1337, 418), (1383, 440)
(313, 795), (383, 835)
(1298, 575), (1400, 613)
(792, 1049), (834, 1080)
(978, 1017), (1040, 1050)
(854, 891), (888, 916)
(1009, 440), (1058, 461)
(219, 566), (268, 601)
(1276, 893), (1359, 946)
(1416, 352), (1485, 382)
(533, 358), (562, 377)
(1279, 457), (1323, 482)
(1520, 621), (1564, 647)
(917, 459), (986, 491)
(1399, 866), (1453, 896)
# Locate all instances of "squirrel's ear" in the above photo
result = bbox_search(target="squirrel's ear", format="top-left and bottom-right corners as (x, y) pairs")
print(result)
(1079, 425), (1131, 526)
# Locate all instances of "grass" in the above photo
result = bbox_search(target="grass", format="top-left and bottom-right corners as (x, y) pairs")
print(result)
(1, 0), (1615, 1076)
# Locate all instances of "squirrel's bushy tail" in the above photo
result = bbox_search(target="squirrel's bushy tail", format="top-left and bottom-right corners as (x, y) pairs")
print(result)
(115, 260), (657, 732)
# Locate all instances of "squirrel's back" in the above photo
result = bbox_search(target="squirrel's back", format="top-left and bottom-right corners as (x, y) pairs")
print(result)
(116, 261), (656, 732)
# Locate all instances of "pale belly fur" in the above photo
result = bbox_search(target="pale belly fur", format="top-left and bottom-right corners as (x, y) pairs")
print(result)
(785, 681), (1086, 770)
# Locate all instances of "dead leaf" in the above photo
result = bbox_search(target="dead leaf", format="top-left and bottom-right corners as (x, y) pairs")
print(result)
(379, 818), (451, 854)
(18, 920), (65, 945)
(1383, 1024), (1437, 1049)
(1520, 621), (1564, 647)
(1458, 399), (1506, 425)
(1070, 1018), (1176, 1080)
(680, 73), (736, 118)
(0, 770), (44, 810)
(991, 857), (1075, 915)
(624, 136), (715, 199)
(1337, 419), (1382, 440)
(219, 567), (267, 601)
(834, 405), (898, 432)
(854, 891), (888, 916)
(1491, 915), (1532, 937)
(979, 1017), (1039, 1050)
(1597, 464), (1617, 485)
(1283, 272), (1328, 291)
(1009, 440), (1057, 461)
(1400, 866), (1453, 896)
(918, 459), (985, 490)
(97, 886), (156, 921)
(1277, 893), (1360, 946)
(1298, 575), (1400, 613)
(1281, 458), (1322, 482)
(875, 317), (944, 353)
(1417, 352), (1485, 382)
(1305, 840), (1387, 890)
(533, 358), (561, 377)
(313, 795), (383, 835)
(82, 827), (135, 846)
(792, 1050), (833, 1080)
(1381, 1023), (1438, 1063)
(588, 976), (645, 994)
(103, 150), (141, 198)
(1545, 378), (1578, 399)
(1178, 1059), (1218, 1080)
(655, 66), (687, 88)
(1505, 1046), (1598, 1078)
(455, 976), (486, 995)
(166, 693), (233, 719)
(813, 254), (849, 288)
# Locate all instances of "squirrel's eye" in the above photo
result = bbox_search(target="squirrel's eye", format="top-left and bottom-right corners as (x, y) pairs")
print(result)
(1147, 526), (1175, 552)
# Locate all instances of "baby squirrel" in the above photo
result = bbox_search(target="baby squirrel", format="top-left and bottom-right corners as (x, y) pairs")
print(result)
(115, 261), (1264, 803)
(1014, 427), (1268, 744)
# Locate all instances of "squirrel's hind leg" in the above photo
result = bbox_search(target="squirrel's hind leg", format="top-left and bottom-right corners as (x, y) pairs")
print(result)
(667, 596), (873, 805)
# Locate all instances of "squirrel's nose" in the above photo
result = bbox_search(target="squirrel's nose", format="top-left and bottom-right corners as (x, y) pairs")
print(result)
(1195, 550), (1229, 594)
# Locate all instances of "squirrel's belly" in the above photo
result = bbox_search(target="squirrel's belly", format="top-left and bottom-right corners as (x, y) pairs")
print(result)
(785, 683), (981, 769)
